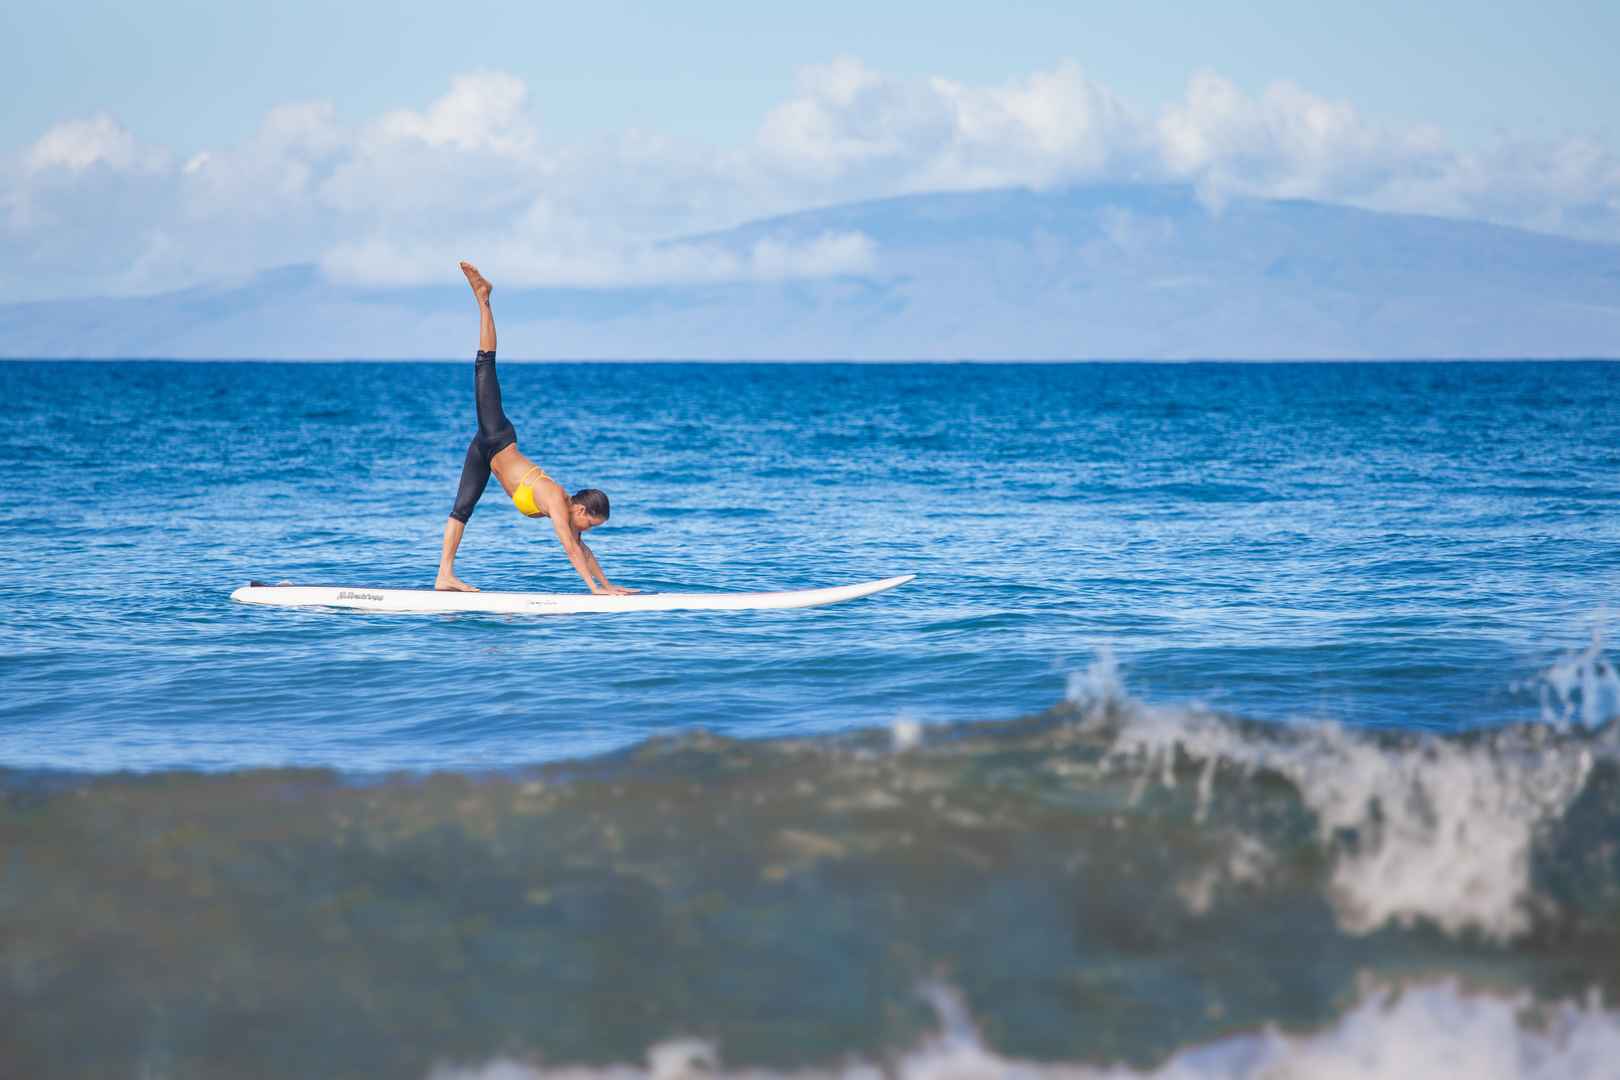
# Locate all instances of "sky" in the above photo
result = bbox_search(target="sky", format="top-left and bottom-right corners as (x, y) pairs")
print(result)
(4, 0), (1620, 302)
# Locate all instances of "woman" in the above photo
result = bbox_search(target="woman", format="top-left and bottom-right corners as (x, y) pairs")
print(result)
(435, 261), (633, 595)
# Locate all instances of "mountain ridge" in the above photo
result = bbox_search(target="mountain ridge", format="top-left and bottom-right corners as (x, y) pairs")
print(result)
(4, 184), (1619, 359)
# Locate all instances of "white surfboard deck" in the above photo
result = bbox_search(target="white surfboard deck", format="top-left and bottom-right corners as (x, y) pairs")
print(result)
(230, 574), (915, 615)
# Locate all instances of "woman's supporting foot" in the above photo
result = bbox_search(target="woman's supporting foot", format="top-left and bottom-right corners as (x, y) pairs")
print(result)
(435, 573), (479, 593)
(459, 260), (493, 305)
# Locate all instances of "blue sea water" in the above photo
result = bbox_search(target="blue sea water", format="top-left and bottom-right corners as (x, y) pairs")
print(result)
(3, 358), (1620, 1077)
(2, 360), (1616, 771)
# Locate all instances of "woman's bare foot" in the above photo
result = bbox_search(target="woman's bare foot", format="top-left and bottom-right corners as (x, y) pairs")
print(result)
(459, 261), (493, 304)
(435, 573), (479, 593)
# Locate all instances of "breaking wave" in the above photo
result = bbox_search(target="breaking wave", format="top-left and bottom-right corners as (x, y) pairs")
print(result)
(4, 640), (1618, 1075)
(433, 980), (1620, 1079)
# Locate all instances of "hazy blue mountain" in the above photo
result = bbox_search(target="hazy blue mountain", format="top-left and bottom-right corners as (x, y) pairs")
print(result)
(4, 185), (1619, 359)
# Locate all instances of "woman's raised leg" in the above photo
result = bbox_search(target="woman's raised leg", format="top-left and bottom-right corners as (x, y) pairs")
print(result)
(460, 261), (516, 456)
(461, 259), (494, 352)
(438, 261), (504, 593)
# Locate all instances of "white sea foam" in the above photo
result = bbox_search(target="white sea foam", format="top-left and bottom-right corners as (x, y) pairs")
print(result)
(427, 980), (1620, 1079)
(1065, 647), (1127, 713)
(1537, 629), (1620, 729)
(892, 711), (925, 752)
(1175, 833), (1273, 916)
(1069, 651), (1600, 941)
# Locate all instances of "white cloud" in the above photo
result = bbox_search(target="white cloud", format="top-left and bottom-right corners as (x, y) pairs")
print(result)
(1154, 70), (1620, 236)
(1160, 72), (1455, 209)
(370, 71), (535, 154)
(916, 63), (1150, 190)
(24, 114), (158, 174)
(181, 102), (346, 213)
(755, 58), (1149, 194)
(758, 56), (955, 179)
(320, 227), (875, 288)
(3, 60), (1620, 303)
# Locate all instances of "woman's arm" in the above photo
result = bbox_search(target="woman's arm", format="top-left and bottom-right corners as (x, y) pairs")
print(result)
(537, 480), (634, 594)
(547, 513), (604, 592)
(533, 482), (602, 591)
(580, 542), (635, 595)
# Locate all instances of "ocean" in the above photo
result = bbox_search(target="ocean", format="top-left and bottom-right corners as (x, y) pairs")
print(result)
(2, 359), (1618, 1077)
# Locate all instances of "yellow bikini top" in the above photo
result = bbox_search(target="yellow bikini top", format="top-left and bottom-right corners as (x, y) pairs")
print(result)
(512, 465), (551, 518)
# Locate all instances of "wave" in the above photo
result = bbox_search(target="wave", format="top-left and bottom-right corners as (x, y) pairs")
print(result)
(1070, 647), (1610, 941)
(4, 643), (1618, 1074)
(432, 980), (1620, 1079)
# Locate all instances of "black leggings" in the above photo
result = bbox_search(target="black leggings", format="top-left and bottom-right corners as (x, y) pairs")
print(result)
(448, 350), (518, 523)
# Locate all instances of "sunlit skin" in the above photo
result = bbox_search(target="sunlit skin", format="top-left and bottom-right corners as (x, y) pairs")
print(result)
(435, 262), (635, 596)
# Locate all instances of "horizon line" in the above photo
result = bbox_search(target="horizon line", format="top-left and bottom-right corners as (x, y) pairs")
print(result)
(4, 356), (1618, 365)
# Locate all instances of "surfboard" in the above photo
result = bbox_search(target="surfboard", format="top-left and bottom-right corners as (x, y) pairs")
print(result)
(229, 574), (915, 615)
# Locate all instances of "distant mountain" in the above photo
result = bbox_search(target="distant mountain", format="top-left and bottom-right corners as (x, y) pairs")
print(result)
(4, 185), (1619, 359)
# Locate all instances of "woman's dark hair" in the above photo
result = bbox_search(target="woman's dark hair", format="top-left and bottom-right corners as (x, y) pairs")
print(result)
(571, 488), (610, 521)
